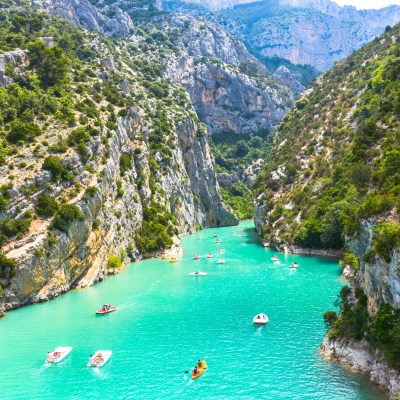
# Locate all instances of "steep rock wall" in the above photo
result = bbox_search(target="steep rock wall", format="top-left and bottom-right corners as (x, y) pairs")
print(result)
(0, 109), (236, 314)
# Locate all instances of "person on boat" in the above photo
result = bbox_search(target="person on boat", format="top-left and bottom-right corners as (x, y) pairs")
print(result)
(198, 360), (202, 367)
(193, 366), (199, 375)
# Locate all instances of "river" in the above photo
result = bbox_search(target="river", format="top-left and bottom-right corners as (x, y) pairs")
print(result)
(0, 221), (385, 399)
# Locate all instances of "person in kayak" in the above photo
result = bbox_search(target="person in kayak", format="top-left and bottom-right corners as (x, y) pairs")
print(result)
(197, 360), (202, 367)
(193, 366), (199, 375)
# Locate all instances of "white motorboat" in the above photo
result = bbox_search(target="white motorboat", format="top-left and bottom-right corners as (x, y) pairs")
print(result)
(217, 259), (225, 264)
(46, 347), (72, 364)
(87, 350), (112, 367)
(290, 263), (299, 269)
(271, 255), (279, 261)
(253, 313), (269, 325)
(188, 271), (208, 276)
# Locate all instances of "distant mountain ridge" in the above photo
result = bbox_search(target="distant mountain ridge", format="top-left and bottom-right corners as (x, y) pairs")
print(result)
(164, 0), (400, 71)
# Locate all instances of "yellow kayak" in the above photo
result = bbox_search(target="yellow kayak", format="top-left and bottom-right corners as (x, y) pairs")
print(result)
(192, 360), (207, 379)
(169, 258), (176, 263)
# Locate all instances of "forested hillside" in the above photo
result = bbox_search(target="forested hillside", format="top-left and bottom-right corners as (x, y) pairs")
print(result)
(254, 22), (400, 376)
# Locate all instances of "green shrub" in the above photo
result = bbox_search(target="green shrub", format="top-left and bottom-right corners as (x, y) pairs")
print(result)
(373, 222), (400, 262)
(107, 255), (122, 270)
(35, 193), (59, 217)
(42, 155), (67, 181)
(0, 252), (16, 279)
(0, 215), (32, 246)
(119, 154), (133, 176)
(339, 251), (359, 272)
(83, 186), (98, 200)
(323, 311), (338, 328)
(51, 204), (84, 233)
(6, 122), (41, 143)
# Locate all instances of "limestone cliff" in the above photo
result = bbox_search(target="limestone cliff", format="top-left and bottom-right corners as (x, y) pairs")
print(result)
(1, 109), (235, 313)
(172, 0), (400, 72)
(0, 7), (237, 316)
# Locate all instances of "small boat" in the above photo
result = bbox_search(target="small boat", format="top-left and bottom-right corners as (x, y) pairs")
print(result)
(217, 259), (225, 264)
(188, 271), (208, 276)
(207, 253), (213, 258)
(170, 258), (177, 263)
(96, 304), (117, 315)
(46, 347), (72, 364)
(192, 360), (207, 379)
(87, 350), (112, 367)
(213, 234), (218, 238)
(219, 247), (225, 253)
(215, 239), (220, 243)
(290, 262), (299, 269)
(253, 313), (269, 325)
(193, 254), (201, 260)
(271, 255), (279, 261)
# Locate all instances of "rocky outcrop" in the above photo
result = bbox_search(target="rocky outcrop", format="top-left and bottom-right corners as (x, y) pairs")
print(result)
(166, 0), (256, 11)
(34, 0), (134, 36)
(320, 337), (400, 399)
(227, 0), (400, 71)
(348, 220), (400, 313)
(161, 13), (294, 135)
(0, 109), (236, 312)
(0, 49), (28, 87)
(273, 66), (305, 98)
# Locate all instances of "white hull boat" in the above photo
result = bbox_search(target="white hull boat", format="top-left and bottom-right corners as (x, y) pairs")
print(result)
(87, 350), (112, 367)
(253, 313), (269, 325)
(46, 347), (72, 363)
(188, 271), (208, 276)
(218, 259), (225, 264)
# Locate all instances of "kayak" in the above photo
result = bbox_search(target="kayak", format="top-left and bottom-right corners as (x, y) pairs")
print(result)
(170, 258), (177, 263)
(46, 347), (72, 364)
(188, 271), (208, 276)
(96, 305), (117, 315)
(192, 360), (207, 379)
(87, 350), (112, 367)
(253, 313), (269, 325)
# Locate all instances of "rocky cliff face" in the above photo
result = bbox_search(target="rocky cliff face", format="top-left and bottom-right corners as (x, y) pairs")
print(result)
(348, 221), (400, 313)
(248, 2), (400, 71)
(186, 0), (400, 72)
(320, 337), (400, 399)
(34, 0), (134, 36)
(157, 13), (294, 135)
(0, 107), (234, 313)
(0, 7), (238, 316)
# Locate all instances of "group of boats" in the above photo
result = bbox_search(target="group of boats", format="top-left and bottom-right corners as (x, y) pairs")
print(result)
(46, 304), (117, 367)
(46, 346), (112, 368)
(46, 347), (112, 368)
(189, 235), (227, 276)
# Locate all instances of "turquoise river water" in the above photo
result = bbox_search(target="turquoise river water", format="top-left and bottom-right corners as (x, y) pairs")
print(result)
(0, 221), (385, 399)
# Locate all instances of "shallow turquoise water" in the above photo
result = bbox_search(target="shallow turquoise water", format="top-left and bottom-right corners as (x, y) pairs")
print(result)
(0, 221), (385, 399)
